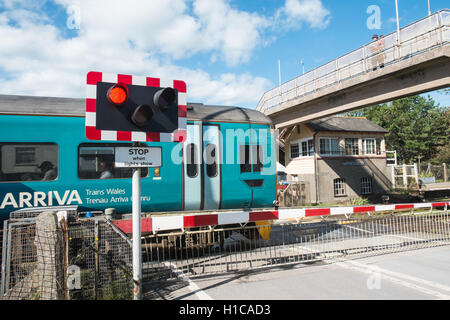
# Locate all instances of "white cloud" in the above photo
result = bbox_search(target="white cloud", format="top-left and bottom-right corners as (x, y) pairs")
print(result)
(192, 0), (270, 65)
(277, 0), (331, 30)
(51, 0), (270, 66)
(0, 0), (330, 107)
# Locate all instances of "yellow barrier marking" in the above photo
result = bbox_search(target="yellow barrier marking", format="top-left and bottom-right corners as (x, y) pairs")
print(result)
(255, 221), (272, 240)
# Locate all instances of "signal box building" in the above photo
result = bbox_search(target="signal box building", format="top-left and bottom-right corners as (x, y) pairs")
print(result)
(282, 116), (391, 204)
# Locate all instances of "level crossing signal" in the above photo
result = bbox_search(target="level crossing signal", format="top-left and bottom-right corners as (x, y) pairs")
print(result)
(85, 71), (187, 143)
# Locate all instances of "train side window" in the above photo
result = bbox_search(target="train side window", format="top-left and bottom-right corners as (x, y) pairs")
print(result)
(0, 143), (58, 182)
(78, 143), (148, 180)
(205, 143), (217, 177)
(252, 145), (263, 172)
(186, 143), (198, 178)
(240, 145), (251, 173)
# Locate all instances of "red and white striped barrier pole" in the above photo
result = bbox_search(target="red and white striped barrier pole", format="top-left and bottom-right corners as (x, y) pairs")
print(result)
(112, 201), (450, 235)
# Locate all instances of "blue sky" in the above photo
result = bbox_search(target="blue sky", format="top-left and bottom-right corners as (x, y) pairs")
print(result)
(0, 0), (448, 109)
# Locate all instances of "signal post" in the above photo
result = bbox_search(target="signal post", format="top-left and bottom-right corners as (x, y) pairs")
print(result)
(84, 71), (187, 299)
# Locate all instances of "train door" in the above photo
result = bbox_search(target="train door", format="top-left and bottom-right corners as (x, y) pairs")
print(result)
(183, 122), (202, 210)
(202, 124), (221, 210)
(183, 123), (221, 211)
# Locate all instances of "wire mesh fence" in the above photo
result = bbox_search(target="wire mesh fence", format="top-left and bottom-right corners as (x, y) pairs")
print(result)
(0, 210), (133, 300)
(276, 182), (311, 207)
(419, 163), (449, 183)
(66, 219), (133, 300)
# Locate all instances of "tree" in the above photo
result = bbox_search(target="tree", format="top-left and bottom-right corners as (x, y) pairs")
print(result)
(433, 108), (450, 164)
(439, 88), (450, 95)
(346, 95), (449, 164)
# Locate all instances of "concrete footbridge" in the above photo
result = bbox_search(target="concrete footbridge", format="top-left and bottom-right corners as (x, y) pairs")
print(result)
(257, 10), (450, 129)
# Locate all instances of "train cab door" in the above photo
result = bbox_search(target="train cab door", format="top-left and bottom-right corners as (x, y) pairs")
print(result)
(183, 122), (202, 210)
(183, 123), (222, 211)
(202, 124), (221, 210)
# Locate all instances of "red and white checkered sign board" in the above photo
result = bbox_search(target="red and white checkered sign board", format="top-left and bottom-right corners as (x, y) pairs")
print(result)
(85, 71), (187, 143)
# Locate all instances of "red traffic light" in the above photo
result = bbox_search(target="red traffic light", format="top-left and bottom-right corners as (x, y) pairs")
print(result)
(107, 83), (129, 106)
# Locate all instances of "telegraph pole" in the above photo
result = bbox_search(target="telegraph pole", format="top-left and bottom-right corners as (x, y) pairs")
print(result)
(395, 0), (401, 45)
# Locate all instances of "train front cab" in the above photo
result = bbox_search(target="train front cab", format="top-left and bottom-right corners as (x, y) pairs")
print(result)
(182, 114), (276, 212)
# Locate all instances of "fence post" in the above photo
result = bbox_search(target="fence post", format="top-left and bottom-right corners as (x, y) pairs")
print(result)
(391, 165), (396, 188)
(60, 215), (70, 300)
(413, 163), (419, 186)
(35, 211), (65, 300)
(403, 164), (407, 187)
(336, 59), (340, 82)
(444, 163), (448, 182)
(363, 47), (367, 73)
(94, 220), (99, 300)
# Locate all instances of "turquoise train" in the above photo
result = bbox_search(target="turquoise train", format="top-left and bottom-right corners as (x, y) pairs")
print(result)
(0, 95), (276, 220)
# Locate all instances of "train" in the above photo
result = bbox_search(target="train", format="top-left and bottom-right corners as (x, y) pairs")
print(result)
(0, 94), (277, 221)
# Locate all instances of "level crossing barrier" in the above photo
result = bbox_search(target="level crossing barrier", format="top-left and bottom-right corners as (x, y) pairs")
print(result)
(112, 201), (450, 234)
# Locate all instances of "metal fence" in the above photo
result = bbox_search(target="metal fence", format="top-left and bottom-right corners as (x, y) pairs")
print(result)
(257, 9), (450, 112)
(142, 208), (450, 280)
(0, 209), (133, 300)
(391, 164), (419, 188)
(66, 219), (133, 300)
(419, 163), (449, 183)
(277, 182), (311, 207)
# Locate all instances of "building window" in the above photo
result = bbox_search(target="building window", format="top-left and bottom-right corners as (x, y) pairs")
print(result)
(0, 143), (58, 182)
(319, 138), (341, 156)
(301, 139), (314, 156)
(78, 143), (148, 180)
(361, 177), (373, 194)
(345, 138), (359, 155)
(290, 143), (299, 159)
(334, 178), (346, 197)
(291, 138), (314, 158)
(376, 138), (382, 155)
(363, 138), (376, 155)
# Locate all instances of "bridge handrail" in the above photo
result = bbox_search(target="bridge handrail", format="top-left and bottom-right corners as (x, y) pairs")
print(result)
(257, 9), (450, 112)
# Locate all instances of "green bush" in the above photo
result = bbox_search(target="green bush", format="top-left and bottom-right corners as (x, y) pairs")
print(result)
(351, 197), (370, 206)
